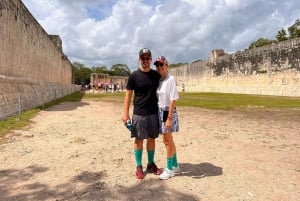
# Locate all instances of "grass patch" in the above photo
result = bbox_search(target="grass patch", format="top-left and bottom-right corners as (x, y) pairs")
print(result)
(80, 92), (300, 110)
(176, 92), (300, 109)
(83, 92), (124, 103)
(0, 109), (39, 137)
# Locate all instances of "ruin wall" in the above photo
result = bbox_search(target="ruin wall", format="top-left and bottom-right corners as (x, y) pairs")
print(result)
(0, 0), (80, 120)
(170, 38), (300, 97)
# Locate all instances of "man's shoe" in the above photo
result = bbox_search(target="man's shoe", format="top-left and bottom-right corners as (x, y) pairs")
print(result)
(136, 165), (144, 179)
(146, 163), (163, 175)
(173, 165), (180, 173)
(159, 168), (175, 180)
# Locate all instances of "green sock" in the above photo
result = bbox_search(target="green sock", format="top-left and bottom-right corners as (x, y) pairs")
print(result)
(167, 157), (173, 170)
(172, 153), (178, 167)
(147, 150), (154, 165)
(134, 149), (143, 166)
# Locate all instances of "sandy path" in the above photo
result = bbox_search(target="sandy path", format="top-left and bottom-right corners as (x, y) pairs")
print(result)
(0, 100), (299, 201)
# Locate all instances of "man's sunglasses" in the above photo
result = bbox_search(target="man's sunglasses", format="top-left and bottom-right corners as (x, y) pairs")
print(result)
(155, 63), (164, 67)
(141, 57), (150, 61)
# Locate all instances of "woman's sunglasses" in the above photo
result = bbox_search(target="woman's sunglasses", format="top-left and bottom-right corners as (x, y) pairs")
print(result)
(155, 63), (164, 67)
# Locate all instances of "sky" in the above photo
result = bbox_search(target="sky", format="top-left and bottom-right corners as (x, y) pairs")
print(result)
(22, 0), (300, 71)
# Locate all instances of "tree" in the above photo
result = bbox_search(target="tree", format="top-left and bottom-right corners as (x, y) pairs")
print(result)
(110, 64), (131, 76)
(247, 19), (300, 49)
(73, 62), (85, 69)
(288, 19), (300, 39)
(276, 28), (288, 42)
(91, 66), (110, 74)
(73, 62), (92, 85)
(248, 38), (275, 49)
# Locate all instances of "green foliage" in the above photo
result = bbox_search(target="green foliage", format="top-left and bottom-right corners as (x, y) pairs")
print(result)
(73, 62), (130, 85)
(288, 19), (300, 39)
(248, 38), (275, 49)
(192, 59), (203, 63)
(73, 62), (92, 85)
(91, 66), (109, 74)
(276, 28), (288, 42)
(169, 63), (189, 68)
(249, 19), (300, 49)
(110, 64), (131, 76)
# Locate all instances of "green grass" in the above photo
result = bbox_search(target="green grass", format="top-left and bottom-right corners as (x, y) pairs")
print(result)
(83, 92), (125, 103)
(1, 91), (300, 138)
(0, 109), (40, 137)
(80, 91), (300, 110)
(176, 92), (300, 109)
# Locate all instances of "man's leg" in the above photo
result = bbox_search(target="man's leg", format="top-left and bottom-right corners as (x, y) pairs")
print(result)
(146, 137), (155, 164)
(146, 137), (162, 175)
(134, 139), (143, 166)
(134, 139), (144, 179)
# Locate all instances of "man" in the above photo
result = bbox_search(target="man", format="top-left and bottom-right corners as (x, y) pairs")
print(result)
(122, 48), (162, 179)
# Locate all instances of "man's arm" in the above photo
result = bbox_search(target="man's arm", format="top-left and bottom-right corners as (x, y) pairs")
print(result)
(122, 89), (133, 123)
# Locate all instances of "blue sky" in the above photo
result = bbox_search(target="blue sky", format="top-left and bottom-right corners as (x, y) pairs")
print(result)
(22, 0), (300, 70)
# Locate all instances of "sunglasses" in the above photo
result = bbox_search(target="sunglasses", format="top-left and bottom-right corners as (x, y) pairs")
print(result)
(140, 57), (150, 61)
(155, 63), (164, 67)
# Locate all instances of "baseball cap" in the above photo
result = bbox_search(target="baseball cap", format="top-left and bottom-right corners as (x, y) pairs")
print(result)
(139, 48), (152, 57)
(154, 56), (168, 65)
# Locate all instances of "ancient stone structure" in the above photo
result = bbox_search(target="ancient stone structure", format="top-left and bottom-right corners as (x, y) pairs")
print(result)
(0, 0), (80, 120)
(170, 38), (300, 96)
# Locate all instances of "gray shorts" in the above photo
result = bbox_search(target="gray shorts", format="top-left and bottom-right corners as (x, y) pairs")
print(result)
(158, 107), (179, 134)
(131, 114), (159, 140)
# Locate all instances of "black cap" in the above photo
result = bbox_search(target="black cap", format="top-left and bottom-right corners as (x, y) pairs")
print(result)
(139, 48), (152, 57)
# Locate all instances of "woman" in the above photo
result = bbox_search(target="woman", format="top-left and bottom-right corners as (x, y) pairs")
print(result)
(154, 56), (180, 180)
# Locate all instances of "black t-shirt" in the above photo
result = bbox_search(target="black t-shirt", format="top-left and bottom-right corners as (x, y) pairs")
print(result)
(126, 69), (161, 115)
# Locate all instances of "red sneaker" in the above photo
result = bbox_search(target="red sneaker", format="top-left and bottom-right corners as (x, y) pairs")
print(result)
(136, 165), (144, 179)
(146, 163), (163, 175)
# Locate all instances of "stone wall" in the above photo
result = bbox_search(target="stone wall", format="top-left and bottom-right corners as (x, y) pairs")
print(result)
(170, 38), (300, 97)
(0, 0), (79, 120)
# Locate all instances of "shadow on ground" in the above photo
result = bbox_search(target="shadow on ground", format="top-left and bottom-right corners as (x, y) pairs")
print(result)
(0, 165), (200, 201)
(44, 101), (90, 112)
(177, 162), (223, 179)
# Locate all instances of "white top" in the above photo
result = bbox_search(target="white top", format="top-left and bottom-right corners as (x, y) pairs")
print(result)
(157, 75), (179, 108)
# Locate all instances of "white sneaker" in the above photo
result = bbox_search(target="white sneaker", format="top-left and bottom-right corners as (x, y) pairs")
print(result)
(173, 165), (180, 173)
(159, 168), (175, 180)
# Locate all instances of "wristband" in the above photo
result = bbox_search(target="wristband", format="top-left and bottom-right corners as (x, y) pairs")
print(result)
(167, 116), (172, 119)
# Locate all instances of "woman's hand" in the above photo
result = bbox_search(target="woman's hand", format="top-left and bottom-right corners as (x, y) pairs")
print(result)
(165, 117), (172, 131)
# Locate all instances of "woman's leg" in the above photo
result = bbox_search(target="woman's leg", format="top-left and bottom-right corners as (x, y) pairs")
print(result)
(163, 133), (175, 170)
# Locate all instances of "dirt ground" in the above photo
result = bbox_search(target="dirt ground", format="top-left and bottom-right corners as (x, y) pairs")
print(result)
(0, 99), (299, 201)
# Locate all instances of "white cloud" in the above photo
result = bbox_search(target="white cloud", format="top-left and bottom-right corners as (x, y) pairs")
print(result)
(22, 0), (300, 70)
